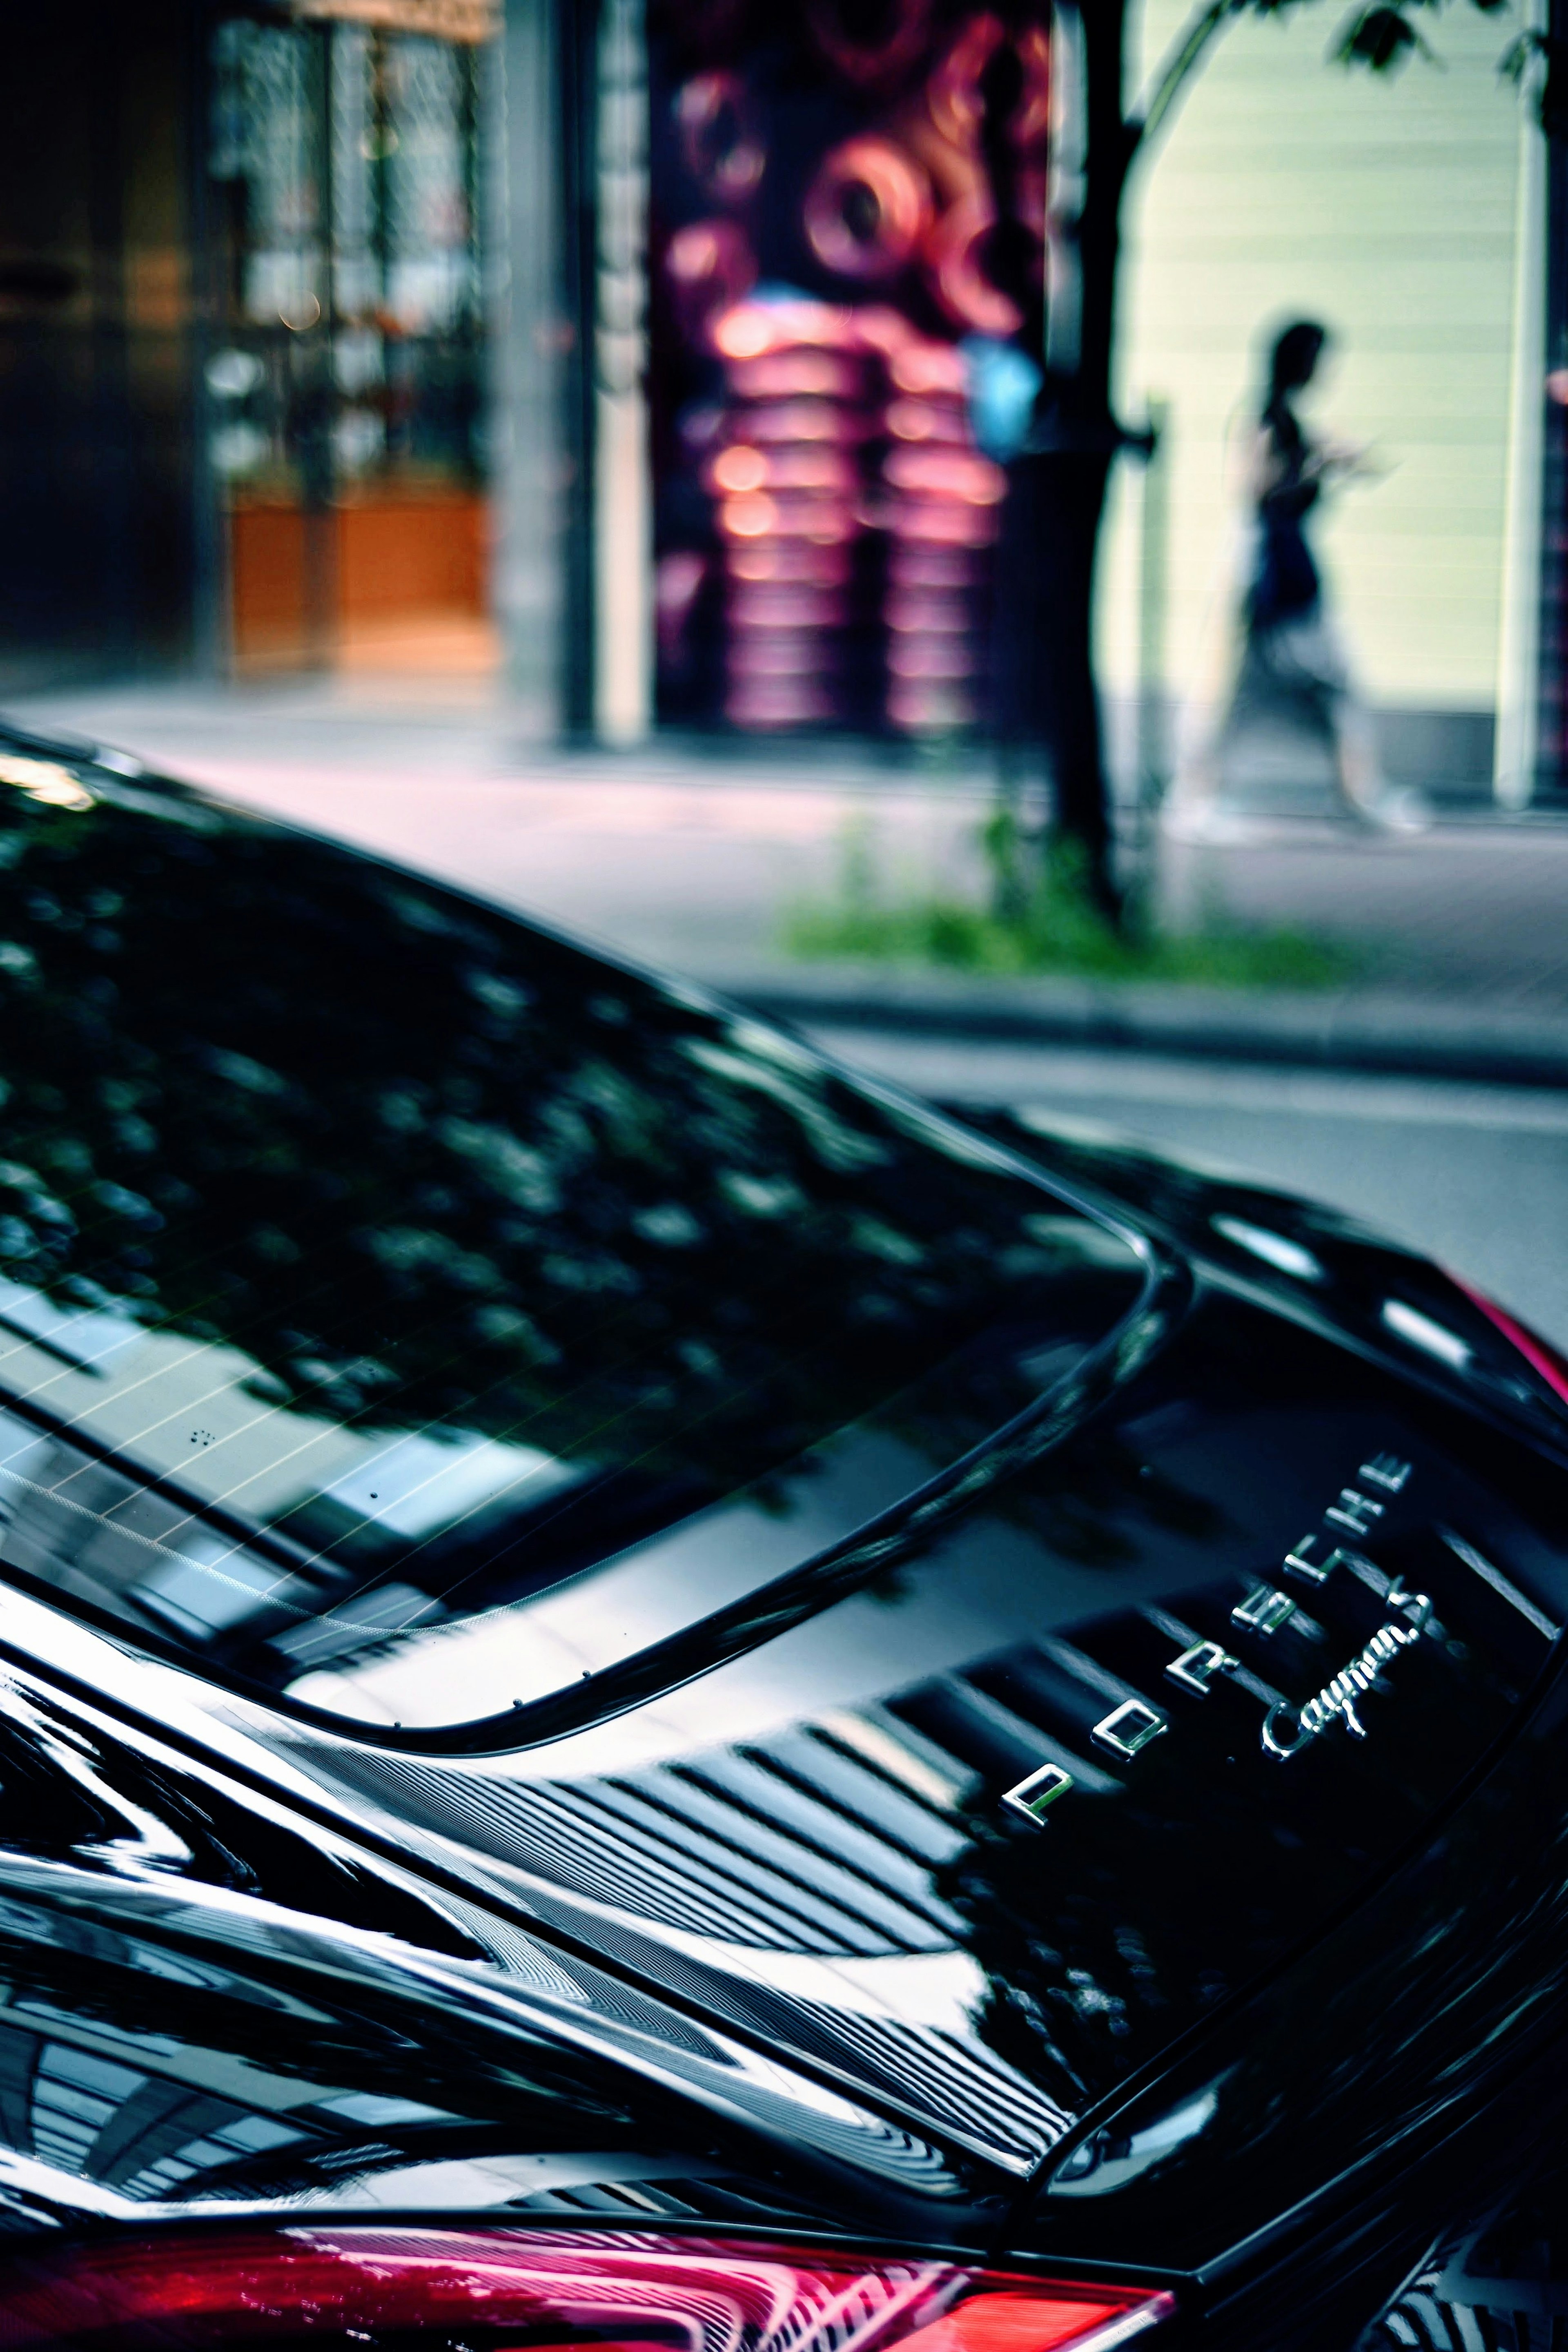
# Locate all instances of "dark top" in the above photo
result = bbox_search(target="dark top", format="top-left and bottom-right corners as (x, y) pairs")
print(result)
(1247, 392), (1322, 631)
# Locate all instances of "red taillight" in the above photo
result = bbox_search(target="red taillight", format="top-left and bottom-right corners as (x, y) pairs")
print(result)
(1455, 1279), (1568, 1408)
(0, 2229), (1174, 2352)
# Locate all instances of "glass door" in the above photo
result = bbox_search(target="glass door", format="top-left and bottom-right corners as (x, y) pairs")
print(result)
(206, 9), (490, 674)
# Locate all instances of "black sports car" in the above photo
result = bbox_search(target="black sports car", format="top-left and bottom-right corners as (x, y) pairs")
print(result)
(0, 723), (1563, 2352)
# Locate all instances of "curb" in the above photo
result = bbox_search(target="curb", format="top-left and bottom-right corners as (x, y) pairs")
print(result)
(692, 963), (1568, 1088)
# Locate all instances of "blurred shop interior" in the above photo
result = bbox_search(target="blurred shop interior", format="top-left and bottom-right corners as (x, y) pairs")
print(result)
(208, 7), (489, 675)
(1, 0), (1566, 801)
(0, 0), (492, 687)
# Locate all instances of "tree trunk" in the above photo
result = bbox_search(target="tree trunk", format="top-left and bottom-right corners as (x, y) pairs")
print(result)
(1017, 0), (1132, 917)
(996, 446), (1116, 904)
(1035, 447), (1116, 898)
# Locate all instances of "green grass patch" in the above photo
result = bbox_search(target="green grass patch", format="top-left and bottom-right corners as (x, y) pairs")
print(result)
(782, 819), (1356, 990)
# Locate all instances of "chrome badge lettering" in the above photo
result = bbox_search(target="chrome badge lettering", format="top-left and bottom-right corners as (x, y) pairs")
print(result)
(1164, 1449), (1422, 1767)
(1166, 1639), (1237, 1696)
(1092, 1699), (1167, 1759)
(1283, 1458), (1413, 1589)
(1002, 1761), (1075, 1826)
(1261, 1588), (1432, 1760)
(1002, 1450), (1419, 1823)
(1232, 1583), (1296, 1635)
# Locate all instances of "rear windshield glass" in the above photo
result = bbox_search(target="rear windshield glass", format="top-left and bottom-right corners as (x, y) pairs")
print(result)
(0, 755), (1143, 1728)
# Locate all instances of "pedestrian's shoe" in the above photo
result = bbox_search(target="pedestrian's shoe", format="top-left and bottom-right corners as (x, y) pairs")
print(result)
(1160, 794), (1255, 845)
(1347, 784), (1430, 834)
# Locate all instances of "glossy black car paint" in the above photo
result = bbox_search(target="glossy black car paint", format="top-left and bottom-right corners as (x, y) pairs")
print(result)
(0, 727), (1562, 2350)
(0, 736), (1154, 1736)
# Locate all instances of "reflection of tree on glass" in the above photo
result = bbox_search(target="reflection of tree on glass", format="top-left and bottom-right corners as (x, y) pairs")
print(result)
(0, 760), (1141, 1725)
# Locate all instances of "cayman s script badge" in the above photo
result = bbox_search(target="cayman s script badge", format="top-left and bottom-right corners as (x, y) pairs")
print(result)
(1261, 1583), (1432, 1759)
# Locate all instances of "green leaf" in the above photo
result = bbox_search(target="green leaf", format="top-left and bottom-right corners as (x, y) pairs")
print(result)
(1332, 4), (1426, 69)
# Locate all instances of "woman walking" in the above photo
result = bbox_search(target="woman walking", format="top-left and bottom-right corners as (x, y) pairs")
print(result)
(1170, 318), (1423, 833)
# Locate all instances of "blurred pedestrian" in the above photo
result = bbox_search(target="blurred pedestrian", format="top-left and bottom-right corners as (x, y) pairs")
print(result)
(1169, 318), (1425, 834)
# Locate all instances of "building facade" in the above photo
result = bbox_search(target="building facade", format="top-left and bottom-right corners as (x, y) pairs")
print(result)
(0, 0), (200, 690)
(0, 0), (494, 698)
(1097, 0), (1555, 806)
(4, 0), (1566, 802)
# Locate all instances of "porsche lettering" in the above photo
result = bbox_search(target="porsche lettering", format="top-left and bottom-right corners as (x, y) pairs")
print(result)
(1006, 1453), (1419, 1819)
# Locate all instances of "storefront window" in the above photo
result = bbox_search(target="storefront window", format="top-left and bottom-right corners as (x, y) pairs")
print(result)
(206, 8), (490, 673)
(646, 0), (1050, 739)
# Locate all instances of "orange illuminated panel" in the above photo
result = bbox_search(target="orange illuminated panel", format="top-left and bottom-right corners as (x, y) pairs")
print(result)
(228, 490), (489, 673)
(228, 502), (312, 670)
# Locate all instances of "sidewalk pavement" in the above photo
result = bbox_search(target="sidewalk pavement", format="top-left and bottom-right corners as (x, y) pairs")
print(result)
(8, 679), (1568, 1084)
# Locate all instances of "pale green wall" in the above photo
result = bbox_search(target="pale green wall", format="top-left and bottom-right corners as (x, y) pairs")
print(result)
(1098, 0), (1526, 716)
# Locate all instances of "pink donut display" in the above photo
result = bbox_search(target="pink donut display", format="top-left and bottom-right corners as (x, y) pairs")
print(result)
(664, 219), (758, 346)
(803, 0), (935, 87)
(706, 301), (873, 730)
(925, 11), (1003, 149)
(675, 72), (766, 205)
(804, 138), (933, 283)
(927, 193), (1025, 339)
(649, 0), (1051, 736)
